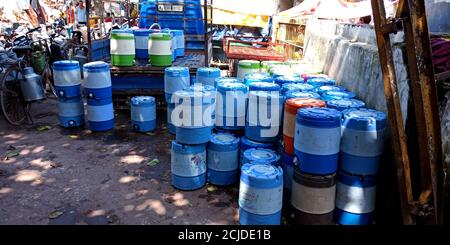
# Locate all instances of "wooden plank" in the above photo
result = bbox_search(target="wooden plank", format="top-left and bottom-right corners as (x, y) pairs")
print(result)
(403, 0), (444, 224)
(371, 0), (415, 225)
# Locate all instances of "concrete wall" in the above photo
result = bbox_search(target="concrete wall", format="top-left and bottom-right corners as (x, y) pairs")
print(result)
(303, 19), (410, 124)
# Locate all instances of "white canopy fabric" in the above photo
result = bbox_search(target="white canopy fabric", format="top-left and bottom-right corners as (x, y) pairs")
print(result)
(212, 0), (277, 16)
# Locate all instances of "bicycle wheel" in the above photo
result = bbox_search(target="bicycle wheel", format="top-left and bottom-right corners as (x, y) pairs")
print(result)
(0, 65), (31, 125)
(42, 63), (57, 97)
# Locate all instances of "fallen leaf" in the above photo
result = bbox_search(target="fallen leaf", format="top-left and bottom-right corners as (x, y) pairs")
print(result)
(145, 132), (156, 136)
(147, 158), (160, 167)
(206, 185), (218, 192)
(50, 163), (63, 169)
(37, 125), (51, 132)
(5, 150), (19, 159)
(98, 147), (108, 153)
(68, 135), (79, 139)
(48, 210), (64, 219)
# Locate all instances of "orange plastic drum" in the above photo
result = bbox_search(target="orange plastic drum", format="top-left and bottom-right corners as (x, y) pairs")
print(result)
(283, 98), (326, 154)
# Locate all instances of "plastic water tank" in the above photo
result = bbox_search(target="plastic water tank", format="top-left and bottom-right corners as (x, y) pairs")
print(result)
(167, 102), (176, 134)
(294, 107), (341, 175)
(341, 108), (387, 175)
(239, 162), (283, 225)
(326, 98), (366, 111)
(241, 148), (280, 166)
(335, 171), (377, 225)
(321, 90), (356, 101)
(57, 96), (84, 128)
(87, 98), (114, 131)
(237, 60), (260, 79)
(171, 141), (206, 190)
(130, 96), (156, 132)
(281, 83), (314, 96)
(149, 32), (172, 66)
(164, 66), (190, 102)
(214, 77), (243, 88)
(316, 85), (347, 95)
(83, 61), (112, 100)
(284, 90), (321, 101)
(274, 75), (303, 87)
(246, 91), (282, 142)
(248, 82), (280, 92)
(291, 167), (336, 225)
(196, 67), (221, 87)
(133, 29), (152, 59)
(216, 82), (248, 130)
(52, 60), (81, 98)
(110, 29), (135, 66)
(244, 72), (273, 86)
(283, 98), (326, 155)
(207, 133), (240, 185)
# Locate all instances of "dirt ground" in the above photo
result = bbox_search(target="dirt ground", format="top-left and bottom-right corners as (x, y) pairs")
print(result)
(0, 97), (239, 225)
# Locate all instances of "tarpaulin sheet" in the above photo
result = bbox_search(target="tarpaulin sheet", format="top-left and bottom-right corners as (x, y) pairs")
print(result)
(212, 0), (276, 28)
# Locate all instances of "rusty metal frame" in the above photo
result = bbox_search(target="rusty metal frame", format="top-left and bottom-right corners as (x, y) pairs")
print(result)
(371, 0), (444, 224)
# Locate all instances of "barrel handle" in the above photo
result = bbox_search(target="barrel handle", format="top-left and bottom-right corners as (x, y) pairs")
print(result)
(149, 23), (161, 31)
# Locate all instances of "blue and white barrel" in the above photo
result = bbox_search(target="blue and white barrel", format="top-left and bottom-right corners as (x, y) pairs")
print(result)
(214, 77), (243, 88)
(239, 136), (275, 161)
(341, 109), (387, 175)
(207, 133), (240, 185)
(196, 67), (221, 87)
(281, 83), (314, 96)
(167, 103), (176, 134)
(306, 77), (336, 88)
(246, 91), (282, 142)
(52, 60), (81, 98)
(83, 61), (112, 100)
(316, 85), (347, 95)
(87, 98), (114, 131)
(241, 148), (280, 166)
(162, 29), (176, 61)
(291, 167), (336, 225)
(164, 67), (190, 102)
(284, 90), (321, 102)
(274, 75), (303, 88)
(248, 82), (280, 92)
(171, 141), (206, 190)
(172, 30), (185, 57)
(239, 163), (283, 225)
(172, 89), (215, 144)
(294, 107), (341, 175)
(133, 29), (152, 59)
(326, 98), (366, 111)
(130, 96), (156, 132)
(244, 73), (273, 86)
(321, 90), (356, 101)
(335, 171), (377, 225)
(58, 96), (84, 128)
(281, 151), (295, 191)
(216, 82), (248, 130)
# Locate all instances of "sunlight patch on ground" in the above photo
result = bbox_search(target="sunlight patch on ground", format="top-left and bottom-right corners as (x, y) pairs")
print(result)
(120, 155), (145, 164)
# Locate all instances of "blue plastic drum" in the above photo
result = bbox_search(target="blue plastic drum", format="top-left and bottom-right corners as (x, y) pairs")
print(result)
(87, 98), (114, 131)
(83, 61), (112, 100)
(196, 67), (221, 87)
(131, 96), (156, 132)
(241, 148), (280, 166)
(171, 141), (207, 190)
(281, 83), (314, 96)
(164, 67), (190, 102)
(321, 90), (356, 101)
(244, 73), (273, 86)
(52, 60), (81, 98)
(248, 82), (280, 92)
(216, 82), (248, 130)
(326, 99), (366, 111)
(207, 133), (240, 185)
(58, 96), (84, 128)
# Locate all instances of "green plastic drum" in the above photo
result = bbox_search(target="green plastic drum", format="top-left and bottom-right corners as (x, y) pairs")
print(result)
(110, 31), (135, 66)
(149, 33), (172, 67)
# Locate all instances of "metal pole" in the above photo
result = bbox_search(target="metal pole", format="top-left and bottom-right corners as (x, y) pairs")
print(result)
(86, 0), (92, 61)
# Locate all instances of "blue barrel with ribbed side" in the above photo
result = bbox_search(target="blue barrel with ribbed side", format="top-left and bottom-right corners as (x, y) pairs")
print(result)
(83, 61), (112, 100)
(321, 90), (356, 101)
(248, 82), (280, 92)
(281, 83), (314, 96)
(167, 103), (176, 134)
(164, 67), (190, 102)
(242, 148), (280, 166)
(196, 67), (221, 87)
(216, 82), (248, 130)
(172, 89), (215, 144)
(244, 73), (273, 86)
(246, 91), (282, 142)
(274, 75), (303, 88)
(131, 96), (156, 132)
(294, 107), (341, 175)
(58, 96), (84, 128)
(239, 163), (283, 225)
(207, 133), (240, 185)
(133, 29), (152, 59)
(335, 171), (377, 225)
(239, 136), (275, 161)
(87, 98), (114, 131)
(171, 141), (206, 190)
(327, 99), (366, 111)
(306, 77), (336, 88)
(341, 109), (387, 175)
(52, 60), (81, 98)
(316, 85), (347, 95)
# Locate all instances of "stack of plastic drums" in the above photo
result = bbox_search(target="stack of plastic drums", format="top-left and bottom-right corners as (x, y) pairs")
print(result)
(165, 67), (190, 134)
(149, 32), (172, 66)
(216, 82), (248, 130)
(196, 67), (221, 87)
(335, 108), (387, 225)
(52, 60), (84, 128)
(246, 90), (282, 143)
(207, 133), (240, 185)
(237, 60), (260, 79)
(130, 96), (156, 132)
(83, 61), (114, 131)
(110, 29), (135, 66)
(291, 107), (341, 224)
(244, 73), (273, 86)
(327, 99), (366, 111)
(133, 29), (152, 60)
(239, 162), (283, 225)
(241, 148), (280, 166)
